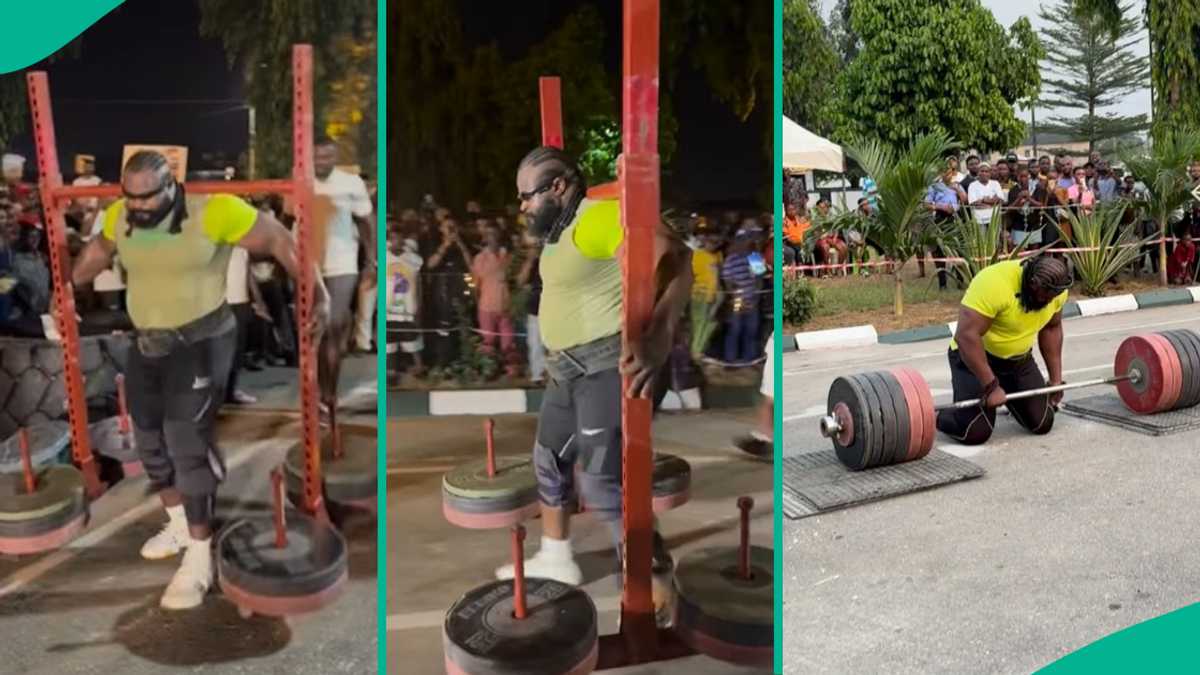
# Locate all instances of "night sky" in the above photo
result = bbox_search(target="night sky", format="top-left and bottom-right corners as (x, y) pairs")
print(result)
(456, 0), (770, 209)
(4, 0), (769, 208)
(7, 0), (246, 182)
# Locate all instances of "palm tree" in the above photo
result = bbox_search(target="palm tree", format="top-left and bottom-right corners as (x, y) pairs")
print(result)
(844, 131), (958, 316)
(1120, 128), (1200, 285)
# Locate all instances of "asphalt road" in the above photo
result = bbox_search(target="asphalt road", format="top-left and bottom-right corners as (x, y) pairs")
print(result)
(0, 411), (378, 674)
(782, 304), (1200, 674)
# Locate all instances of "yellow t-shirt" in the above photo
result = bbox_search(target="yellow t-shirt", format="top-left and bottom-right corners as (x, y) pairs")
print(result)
(949, 260), (1068, 358)
(692, 249), (722, 302)
(538, 199), (624, 351)
(102, 194), (258, 329)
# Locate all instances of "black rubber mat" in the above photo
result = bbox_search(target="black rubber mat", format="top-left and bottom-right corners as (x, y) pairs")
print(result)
(1061, 394), (1200, 435)
(782, 449), (985, 519)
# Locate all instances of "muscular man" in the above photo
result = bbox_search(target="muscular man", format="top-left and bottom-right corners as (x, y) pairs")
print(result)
(496, 147), (692, 589)
(313, 136), (375, 416)
(936, 256), (1071, 445)
(71, 151), (329, 609)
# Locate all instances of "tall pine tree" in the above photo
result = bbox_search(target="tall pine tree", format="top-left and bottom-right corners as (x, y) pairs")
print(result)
(1036, 0), (1149, 151)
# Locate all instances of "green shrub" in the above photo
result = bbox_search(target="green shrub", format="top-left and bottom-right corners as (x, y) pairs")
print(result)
(783, 274), (818, 326)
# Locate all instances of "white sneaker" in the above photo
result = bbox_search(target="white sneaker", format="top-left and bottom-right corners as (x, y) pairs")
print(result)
(160, 539), (213, 610)
(140, 507), (188, 560)
(495, 536), (582, 585)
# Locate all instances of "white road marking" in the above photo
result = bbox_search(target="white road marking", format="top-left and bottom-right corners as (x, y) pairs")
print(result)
(0, 436), (285, 599)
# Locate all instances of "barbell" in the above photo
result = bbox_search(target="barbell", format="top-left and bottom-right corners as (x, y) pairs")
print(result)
(818, 331), (1200, 471)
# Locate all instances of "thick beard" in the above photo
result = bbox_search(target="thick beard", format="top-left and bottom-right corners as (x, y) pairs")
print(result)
(527, 199), (562, 239)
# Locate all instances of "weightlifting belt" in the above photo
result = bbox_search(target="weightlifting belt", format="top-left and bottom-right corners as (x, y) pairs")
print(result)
(135, 303), (236, 358)
(544, 333), (622, 382)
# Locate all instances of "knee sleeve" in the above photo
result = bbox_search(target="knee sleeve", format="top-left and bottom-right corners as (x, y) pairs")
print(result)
(575, 428), (623, 522)
(133, 425), (173, 492)
(936, 408), (994, 446)
(163, 419), (225, 499)
(532, 441), (572, 507)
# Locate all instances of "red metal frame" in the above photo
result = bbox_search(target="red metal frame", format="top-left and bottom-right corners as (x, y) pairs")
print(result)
(24, 45), (325, 520)
(289, 45), (329, 524)
(26, 71), (103, 499)
(613, 0), (661, 664)
(539, 76), (564, 149)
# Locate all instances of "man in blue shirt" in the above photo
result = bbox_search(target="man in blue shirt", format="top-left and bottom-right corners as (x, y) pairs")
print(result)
(925, 165), (966, 289)
(1094, 161), (1118, 202)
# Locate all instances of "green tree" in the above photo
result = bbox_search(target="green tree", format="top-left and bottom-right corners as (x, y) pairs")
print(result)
(828, 0), (860, 66)
(844, 131), (958, 316)
(782, 0), (840, 134)
(1036, 0), (1149, 152)
(834, 0), (1043, 153)
(198, 0), (375, 178)
(1120, 128), (1200, 286)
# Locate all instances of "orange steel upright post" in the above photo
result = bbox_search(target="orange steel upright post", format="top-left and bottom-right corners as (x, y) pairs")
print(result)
(25, 72), (103, 499)
(290, 44), (327, 523)
(616, 0), (660, 664)
(539, 76), (564, 149)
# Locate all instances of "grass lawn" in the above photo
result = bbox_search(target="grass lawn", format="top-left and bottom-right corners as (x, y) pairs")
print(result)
(788, 262), (1166, 334)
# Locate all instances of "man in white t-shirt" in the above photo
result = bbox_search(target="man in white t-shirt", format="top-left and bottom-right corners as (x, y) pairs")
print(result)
(86, 204), (126, 308)
(967, 163), (1005, 227)
(313, 136), (375, 415)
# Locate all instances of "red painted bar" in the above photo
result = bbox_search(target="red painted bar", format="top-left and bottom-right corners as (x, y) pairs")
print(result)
(289, 45), (326, 523)
(539, 76), (564, 149)
(49, 180), (294, 200)
(616, 0), (661, 664)
(25, 71), (103, 499)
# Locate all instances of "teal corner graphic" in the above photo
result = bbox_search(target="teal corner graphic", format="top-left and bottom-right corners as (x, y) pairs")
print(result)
(0, 2), (125, 73)
(1040, 601), (1200, 673)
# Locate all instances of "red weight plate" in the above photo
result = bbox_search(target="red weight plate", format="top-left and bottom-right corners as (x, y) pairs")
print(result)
(445, 640), (598, 675)
(898, 367), (936, 460)
(222, 568), (347, 618)
(1151, 333), (1183, 411)
(1115, 335), (1170, 414)
(888, 367), (925, 463)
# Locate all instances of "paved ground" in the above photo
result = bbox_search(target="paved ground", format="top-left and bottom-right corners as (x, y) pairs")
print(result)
(783, 304), (1200, 674)
(0, 363), (378, 674)
(386, 409), (773, 674)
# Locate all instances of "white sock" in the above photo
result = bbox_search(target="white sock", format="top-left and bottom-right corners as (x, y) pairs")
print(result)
(166, 505), (186, 528)
(188, 536), (212, 553)
(750, 430), (772, 442)
(540, 536), (572, 559)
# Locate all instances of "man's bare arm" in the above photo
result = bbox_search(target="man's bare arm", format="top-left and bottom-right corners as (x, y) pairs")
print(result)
(238, 210), (328, 336)
(71, 236), (117, 287)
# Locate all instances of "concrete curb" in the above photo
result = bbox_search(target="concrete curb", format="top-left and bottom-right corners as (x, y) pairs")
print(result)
(786, 286), (1200, 349)
(388, 384), (755, 417)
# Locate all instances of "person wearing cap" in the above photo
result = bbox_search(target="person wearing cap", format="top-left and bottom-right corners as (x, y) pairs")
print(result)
(2, 154), (34, 212)
(936, 256), (1072, 445)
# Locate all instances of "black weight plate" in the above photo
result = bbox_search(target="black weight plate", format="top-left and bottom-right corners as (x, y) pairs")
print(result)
(876, 371), (912, 467)
(1179, 329), (1200, 407)
(217, 513), (348, 598)
(0, 465), (84, 521)
(674, 545), (772, 647)
(853, 373), (890, 469)
(444, 577), (598, 674)
(863, 372), (900, 468)
(442, 487), (540, 514)
(0, 421), (70, 474)
(89, 416), (139, 463)
(827, 377), (871, 470)
(285, 435), (376, 503)
(652, 454), (691, 496)
(0, 492), (86, 537)
(1164, 330), (1200, 409)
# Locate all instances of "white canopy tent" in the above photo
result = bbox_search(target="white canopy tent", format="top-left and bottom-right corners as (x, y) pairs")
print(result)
(783, 116), (843, 172)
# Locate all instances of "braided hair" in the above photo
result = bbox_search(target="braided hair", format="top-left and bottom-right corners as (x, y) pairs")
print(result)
(517, 146), (586, 243)
(1018, 255), (1071, 312)
(122, 150), (183, 237)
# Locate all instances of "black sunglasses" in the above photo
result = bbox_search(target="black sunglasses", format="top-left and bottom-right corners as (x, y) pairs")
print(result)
(517, 175), (560, 202)
(122, 178), (173, 201)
